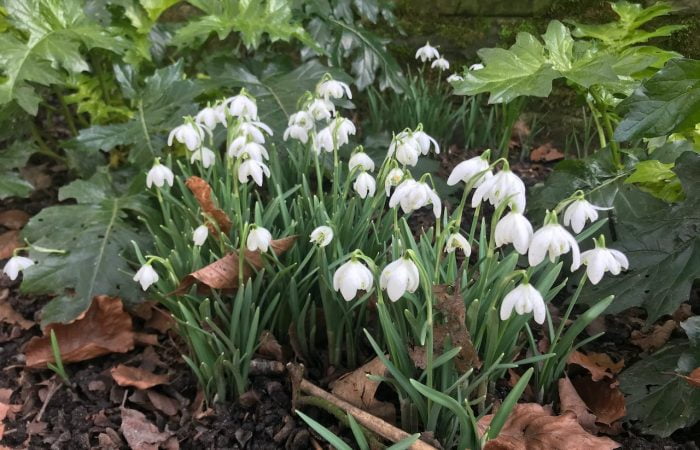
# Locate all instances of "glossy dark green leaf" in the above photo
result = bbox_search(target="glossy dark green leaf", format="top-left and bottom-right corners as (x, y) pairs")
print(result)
(0, 141), (38, 199)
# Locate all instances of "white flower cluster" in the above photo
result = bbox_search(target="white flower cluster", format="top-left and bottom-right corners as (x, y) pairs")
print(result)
(415, 42), (450, 71)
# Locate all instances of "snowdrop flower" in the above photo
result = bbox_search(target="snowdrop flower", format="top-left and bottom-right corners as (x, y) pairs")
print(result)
(354, 172), (376, 199)
(196, 106), (226, 130)
(238, 159), (270, 186)
(314, 118), (356, 153)
(133, 264), (159, 291)
(317, 79), (352, 100)
(283, 125), (310, 143)
(335, 118), (356, 147)
(495, 211), (533, 255)
(168, 122), (207, 151)
(500, 283), (546, 324)
(333, 259), (374, 301)
(414, 130), (439, 155)
(388, 132), (421, 166)
(283, 111), (314, 143)
(431, 58), (450, 71)
(563, 198), (604, 234)
(385, 168), (404, 196)
(2, 256), (34, 281)
(146, 160), (174, 189)
(190, 147), (216, 168)
(415, 42), (440, 62)
(349, 152), (375, 172)
(528, 212), (581, 270)
(247, 226), (272, 252)
(447, 154), (492, 188)
(238, 121), (273, 144)
(226, 94), (257, 119)
(310, 226), (334, 247)
(314, 126), (334, 153)
(471, 167), (526, 212)
(469, 63), (484, 71)
(192, 225), (209, 246)
(445, 233), (471, 255)
(581, 236), (629, 285)
(308, 98), (335, 121)
(235, 142), (269, 162)
(447, 74), (464, 83)
(380, 257), (420, 302)
(389, 179), (442, 218)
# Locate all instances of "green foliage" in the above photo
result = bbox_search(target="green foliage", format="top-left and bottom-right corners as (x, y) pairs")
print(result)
(615, 58), (700, 141)
(624, 159), (683, 202)
(74, 61), (202, 166)
(0, 0), (125, 114)
(64, 73), (133, 124)
(172, 0), (312, 50)
(21, 169), (152, 324)
(0, 141), (36, 199)
(620, 320), (700, 437)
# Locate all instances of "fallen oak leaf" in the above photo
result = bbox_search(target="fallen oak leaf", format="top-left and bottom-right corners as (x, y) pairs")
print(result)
(145, 391), (180, 416)
(676, 367), (700, 388)
(174, 236), (296, 295)
(571, 376), (626, 425)
(258, 330), (284, 362)
(559, 377), (598, 433)
(477, 403), (620, 449)
(120, 407), (173, 450)
(530, 142), (564, 162)
(567, 350), (624, 381)
(185, 176), (232, 236)
(110, 364), (169, 390)
(330, 357), (395, 423)
(433, 283), (480, 372)
(0, 230), (21, 260)
(630, 319), (676, 352)
(0, 210), (30, 230)
(24, 296), (135, 368)
(0, 289), (34, 330)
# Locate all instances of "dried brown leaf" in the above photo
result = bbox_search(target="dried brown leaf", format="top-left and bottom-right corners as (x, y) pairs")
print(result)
(0, 230), (21, 260)
(330, 357), (395, 422)
(110, 365), (169, 390)
(185, 176), (232, 235)
(146, 391), (180, 416)
(571, 377), (626, 425)
(258, 330), (284, 362)
(145, 307), (174, 334)
(559, 377), (598, 433)
(678, 368), (700, 388)
(24, 296), (135, 368)
(478, 403), (620, 450)
(630, 319), (676, 352)
(174, 236), (296, 295)
(0, 210), (30, 230)
(567, 351), (624, 381)
(530, 143), (564, 162)
(120, 407), (172, 450)
(0, 289), (33, 329)
(20, 165), (51, 190)
(433, 284), (480, 372)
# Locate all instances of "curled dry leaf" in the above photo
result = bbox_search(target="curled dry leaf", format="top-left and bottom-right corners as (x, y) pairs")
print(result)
(258, 331), (284, 362)
(0, 210), (30, 230)
(478, 403), (620, 450)
(0, 289), (34, 330)
(146, 391), (180, 417)
(571, 376), (626, 426)
(678, 368), (700, 388)
(558, 377), (598, 433)
(174, 236), (296, 295)
(120, 407), (173, 450)
(24, 296), (135, 368)
(567, 351), (624, 381)
(630, 319), (676, 352)
(185, 176), (232, 235)
(432, 284), (480, 372)
(530, 143), (564, 162)
(330, 357), (395, 423)
(110, 364), (169, 390)
(0, 230), (21, 260)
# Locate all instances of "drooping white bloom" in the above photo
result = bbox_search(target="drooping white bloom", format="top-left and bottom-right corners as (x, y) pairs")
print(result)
(385, 168), (404, 196)
(227, 136), (246, 158)
(354, 172), (376, 199)
(283, 125), (310, 144)
(192, 225), (209, 246)
(528, 223), (581, 270)
(414, 130), (439, 155)
(317, 79), (352, 100)
(389, 179), (442, 218)
(446, 74), (464, 83)
(190, 147), (217, 168)
(447, 155), (492, 188)
(238, 121), (273, 144)
(238, 159), (271, 186)
(283, 111), (314, 144)
(471, 169), (526, 212)
(146, 161), (174, 189)
(133, 264), (159, 291)
(313, 118), (356, 153)
(314, 126), (334, 153)
(308, 98), (335, 121)
(335, 118), (356, 147)
(246, 226), (272, 252)
(495, 211), (533, 255)
(581, 244), (629, 285)
(431, 58), (450, 71)
(233, 141), (269, 162)
(563, 199), (604, 234)
(168, 122), (207, 150)
(196, 106), (226, 130)
(500, 283), (546, 324)
(226, 95), (258, 119)
(333, 259), (374, 301)
(388, 132), (421, 166)
(380, 257), (420, 302)
(349, 152), (375, 172)
(469, 63), (484, 71)
(310, 226), (334, 247)
(2, 256), (34, 281)
(445, 233), (471, 255)
(415, 42), (440, 62)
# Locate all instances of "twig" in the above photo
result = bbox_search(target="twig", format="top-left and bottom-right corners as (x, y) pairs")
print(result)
(34, 378), (60, 423)
(298, 378), (437, 450)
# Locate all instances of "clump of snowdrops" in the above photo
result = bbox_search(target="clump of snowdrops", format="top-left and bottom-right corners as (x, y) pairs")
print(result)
(117, 70), (627, 447)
